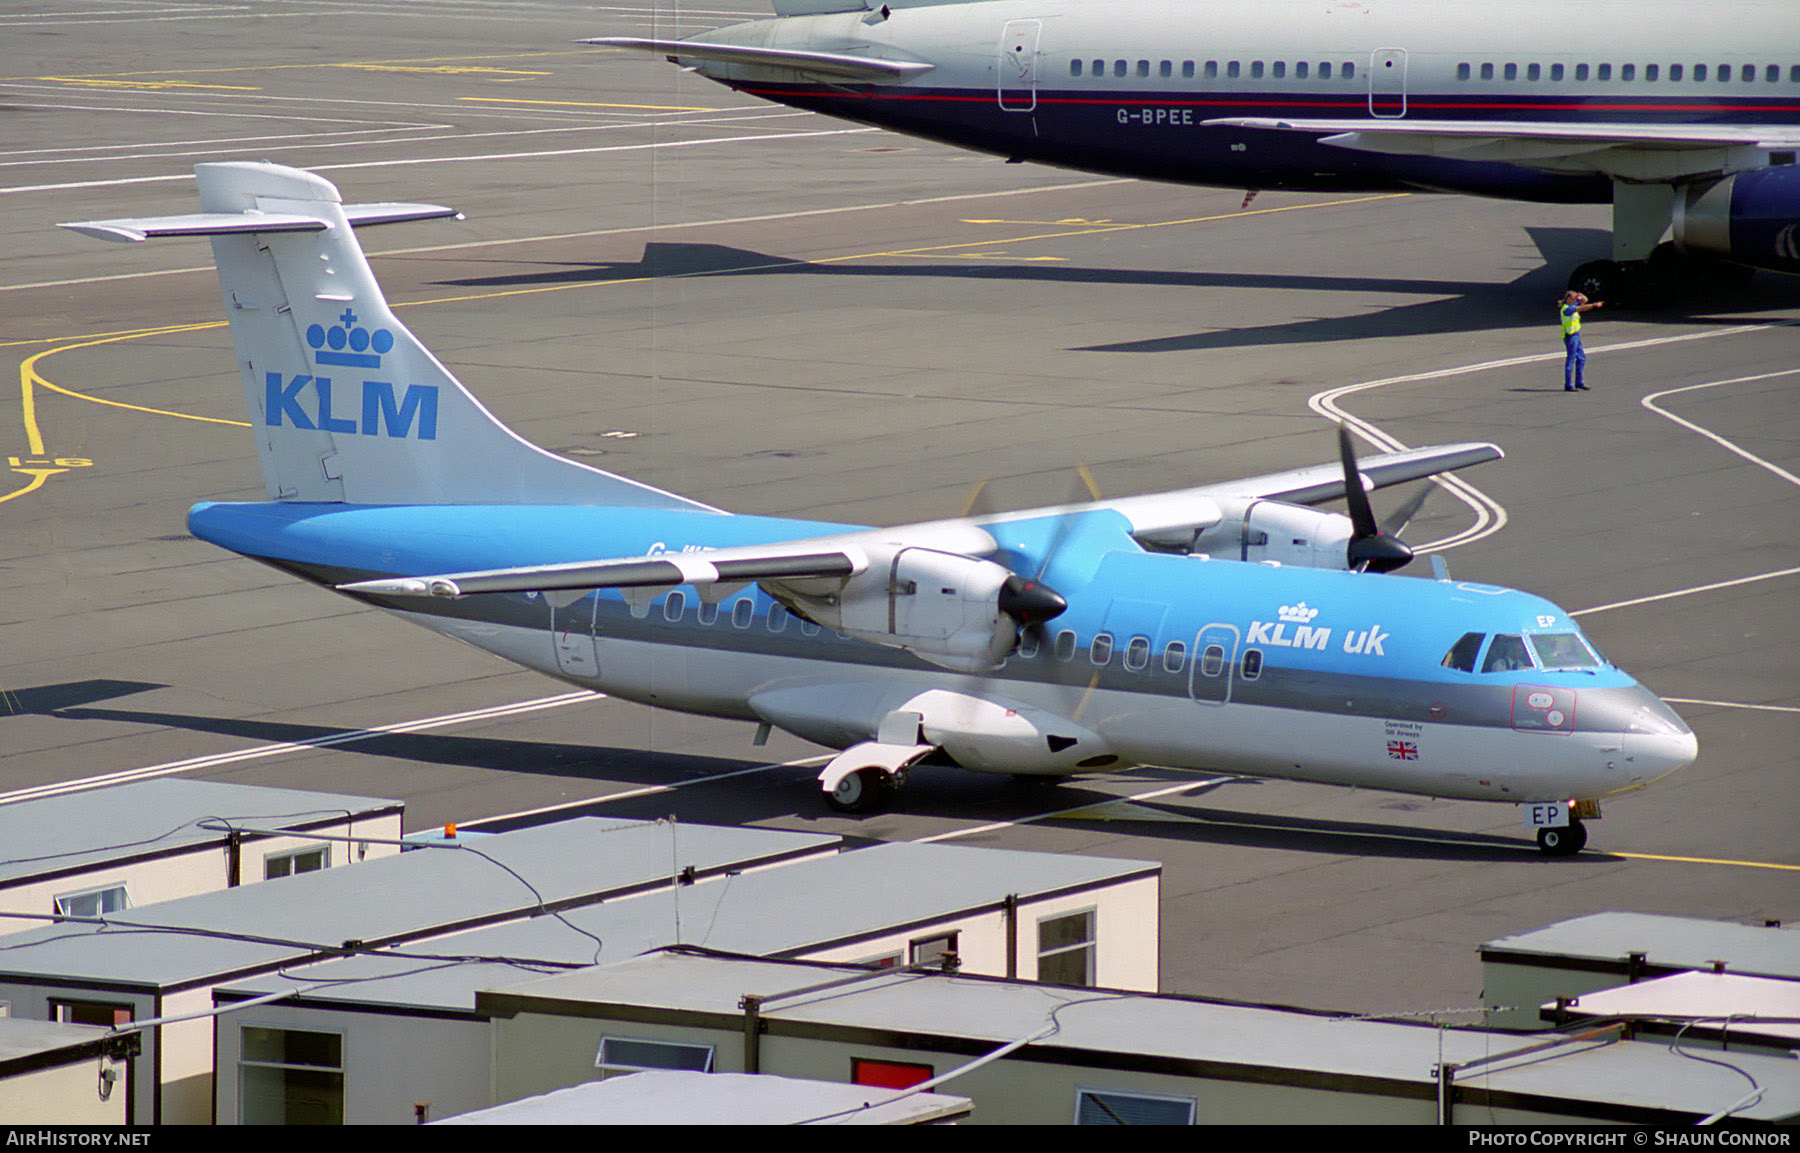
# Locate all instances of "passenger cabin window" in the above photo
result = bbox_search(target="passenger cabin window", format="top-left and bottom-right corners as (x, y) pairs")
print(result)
(1090, 633), (1114, 665)
(662, 590), (686, 622)
(1182, 61), (1195, 78)
(1162, 640), (1186, 673)
(1551, 63), (1565, 81)
(1124, 635), (1151, 671)
(767, 603), (788, 632)
(1442, 632), (1485, 673)
(1240, 648), (1263, 680)
(1669, 64), (1683, 81)
(1481, 634), (1534, 673)
(1054, 630), (1078, 662)
(1070, 59), (1082, 77)
(698, 600), (719, 626)
(1575, 63), (1590, 81)
(1199, 644), (1225, 678)
(1526, 632), (1602, 670)
(732, 599), (754, 629)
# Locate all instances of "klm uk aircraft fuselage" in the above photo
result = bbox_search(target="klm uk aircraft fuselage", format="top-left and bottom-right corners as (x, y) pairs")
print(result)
(594, 0), (1800, 300)
(64, 162), (1696, 855)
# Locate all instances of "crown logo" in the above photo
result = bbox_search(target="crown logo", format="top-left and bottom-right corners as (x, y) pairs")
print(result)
(1277, 602), (1319, 624)
(307, 308), (394, 369)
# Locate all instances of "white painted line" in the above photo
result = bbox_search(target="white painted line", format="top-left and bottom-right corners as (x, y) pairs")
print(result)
(910, 776), (1234, 844)
(1663, 698), (1800, 715)
(1571, 564), (1800, 618)
(0, 691), (601, 806)
(459, 753), (834, 828)
(1642, 369), (1800, 489)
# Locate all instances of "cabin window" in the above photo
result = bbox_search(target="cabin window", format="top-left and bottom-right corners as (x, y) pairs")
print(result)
(1054, 629), (1078, 662)
(1693, 64), (1707, 81)
(1294, 61), (1308, 79)
(1719, 64), (1732, 83)
(1162, 640), (1186, 673)
(1551, 63), (1565, 81)
(1441, 632), (1484, 673)
(1790, 65), (1800, 83)
(1019, 632), (1039, 659)
(1114, 59), (1127, 77)
(1341, 61), (1355, 79)
(1124, 635), (1151, 671)
(1527, 62), (1541, 81)
(1620, 63), (1635, 81)
(1479, 62), (1494, 81)
(1226, 61), (1240, 79)
(799, 618), (820, 636)
(1182, 61), (1195, 78)
(1090, 633), (1114, 665)
(1741, 64), (1755, 82)
(662, 590), (685, 622)
(1643, 64), (1657, 81)
(1318, 61), (1331, 79)
(1240, 648), (1263, 680)
(1575, 63), (1590, 81)
(1271, 61), (1285, 79)
(1092, 59), (1104, 76)
(1249, 61), (1263, 80)
(1070, 59), (1082, 77)
(1503, 63), (1517, 81)
(1481, 634), (1534, 673)
(732, 599), (754, 629)
(1525, 632), (1602, 670)
(1199, 644), (1225, 678)
(1136, 59), (1150, 78)
(697, 600), (718, 626)
(1669, 63), (1683, 81)
(1596, 63), (1612, 81)
(1204, 60), (1218, 79)
(1160, 60), (1172, 78)
(767, 602), (788, 632)
(1457, 63), (1470, 81)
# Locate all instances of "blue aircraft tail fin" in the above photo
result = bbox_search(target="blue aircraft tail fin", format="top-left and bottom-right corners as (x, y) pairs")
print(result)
(61, 161), (714, 511)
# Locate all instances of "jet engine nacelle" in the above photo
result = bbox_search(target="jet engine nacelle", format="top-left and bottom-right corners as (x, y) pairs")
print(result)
(1674, 164), (1800, 272)
(778, 545), (1021, 673)
(1184, 498), (1357, 569)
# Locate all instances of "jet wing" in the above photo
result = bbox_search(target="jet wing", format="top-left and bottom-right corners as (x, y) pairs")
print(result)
(584, 37), (933, 83)
(1208, 118), (1800, 181)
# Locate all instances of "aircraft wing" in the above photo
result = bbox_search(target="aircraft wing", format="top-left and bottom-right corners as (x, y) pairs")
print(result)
(1208, 118), (1800, 181)
(1004, 441), (1502, 542)
(584, 37), (933, 83)
(341, 547), (862, 599)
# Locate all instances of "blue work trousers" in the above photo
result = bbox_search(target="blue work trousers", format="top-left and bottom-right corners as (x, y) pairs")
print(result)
(1563, 332), (1586, 389)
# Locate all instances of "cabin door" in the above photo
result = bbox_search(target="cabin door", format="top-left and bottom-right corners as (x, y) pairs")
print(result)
(998, 20), (1040, 112)
(549, 591), (600, 679)
(1369, 48), (1408, 117)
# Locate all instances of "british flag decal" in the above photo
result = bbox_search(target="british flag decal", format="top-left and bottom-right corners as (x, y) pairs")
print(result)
(1387, 740), (1419, 761)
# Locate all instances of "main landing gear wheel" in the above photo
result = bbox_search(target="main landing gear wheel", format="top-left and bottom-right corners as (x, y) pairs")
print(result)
(826, 768), (892, 814)
(1536, 820), (1588, 857)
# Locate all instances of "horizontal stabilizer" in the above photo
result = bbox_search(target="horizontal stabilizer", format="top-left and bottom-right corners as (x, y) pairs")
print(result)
(59, 203), (460, 244)
(586, 37), (933, 82)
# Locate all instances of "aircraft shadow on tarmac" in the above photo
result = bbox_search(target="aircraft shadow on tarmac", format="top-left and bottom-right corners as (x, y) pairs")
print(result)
(17, 681), (1601, 861)
(434, 230), (1800, 355)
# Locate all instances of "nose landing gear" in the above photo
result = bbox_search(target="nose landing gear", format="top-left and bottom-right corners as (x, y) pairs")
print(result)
(1536, 819), (1588, 857)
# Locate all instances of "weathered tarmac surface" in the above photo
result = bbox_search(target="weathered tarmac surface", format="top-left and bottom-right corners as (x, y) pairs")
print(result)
(2, 0), (1796, 1015)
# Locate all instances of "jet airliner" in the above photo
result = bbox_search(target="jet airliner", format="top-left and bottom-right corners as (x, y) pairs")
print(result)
(61, 162), (1697, 855)
(592, 0), (1800, 303)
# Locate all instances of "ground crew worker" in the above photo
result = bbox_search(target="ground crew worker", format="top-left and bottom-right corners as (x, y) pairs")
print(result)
(1560, 290), (1603, 391)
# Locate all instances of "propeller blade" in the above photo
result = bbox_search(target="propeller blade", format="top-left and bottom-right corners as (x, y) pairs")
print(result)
(1379, 481), (1434, 540)
(1338, 425), (1414, 574)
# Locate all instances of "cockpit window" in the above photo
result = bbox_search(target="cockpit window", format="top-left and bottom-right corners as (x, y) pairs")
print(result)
(1526, 632), (1602, 670)
(1441, 632), (1485, 673)
(1481, 634), (1534, 673)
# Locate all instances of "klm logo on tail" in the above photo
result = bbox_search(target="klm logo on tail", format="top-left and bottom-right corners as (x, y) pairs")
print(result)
(265, 309), (438, 439)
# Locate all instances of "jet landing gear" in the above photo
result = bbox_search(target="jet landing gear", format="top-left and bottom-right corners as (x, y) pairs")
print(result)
(1568, 246), (1754, 308)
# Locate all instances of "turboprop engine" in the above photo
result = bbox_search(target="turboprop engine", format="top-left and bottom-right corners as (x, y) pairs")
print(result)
(773, 545), (1066, 674)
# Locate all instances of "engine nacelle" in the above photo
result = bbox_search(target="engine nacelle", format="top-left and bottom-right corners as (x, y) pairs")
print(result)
(778, 545), (1019, 673)
(1674, 164), (1800, 272)
(1183, 498), (1356, 569)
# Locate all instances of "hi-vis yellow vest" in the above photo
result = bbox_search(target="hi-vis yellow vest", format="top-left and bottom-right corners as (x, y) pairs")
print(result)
(1561, 303), (1581, 336)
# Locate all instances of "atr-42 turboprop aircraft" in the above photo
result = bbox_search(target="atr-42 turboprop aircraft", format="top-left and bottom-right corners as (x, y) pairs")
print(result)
(63, 163), (1697, 855)
(592, 0), (1800, 303)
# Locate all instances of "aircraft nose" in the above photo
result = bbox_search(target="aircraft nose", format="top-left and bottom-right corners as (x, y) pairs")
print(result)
(1619, 691), (1697, 785)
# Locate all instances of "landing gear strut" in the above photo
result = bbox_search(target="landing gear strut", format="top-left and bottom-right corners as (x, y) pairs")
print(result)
(1568, 245), (1754, 307)
(1536, 819), (1588, 857)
